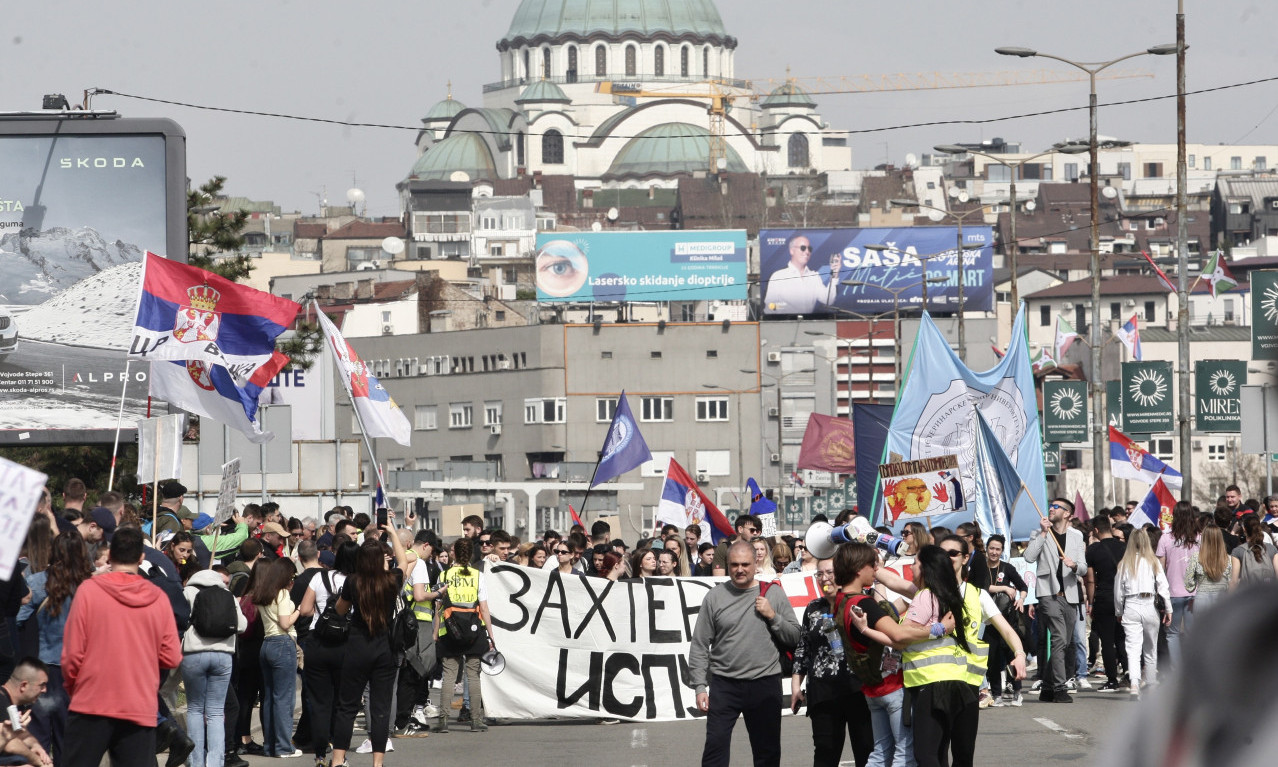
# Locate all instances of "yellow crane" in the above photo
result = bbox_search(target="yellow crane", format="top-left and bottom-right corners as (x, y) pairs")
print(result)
(596, 80), (750, 175)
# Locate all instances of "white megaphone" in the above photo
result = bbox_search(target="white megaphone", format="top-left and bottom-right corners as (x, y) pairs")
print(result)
(805, 515), (908, 560)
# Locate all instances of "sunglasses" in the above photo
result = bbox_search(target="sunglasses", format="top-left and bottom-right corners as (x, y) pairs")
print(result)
(480, 539), (493, 546)
(794, 245), (812, 252)
(555, 549), (570, 555)
(1048, 504), (1066, 511)
(944, 549), (964, 558)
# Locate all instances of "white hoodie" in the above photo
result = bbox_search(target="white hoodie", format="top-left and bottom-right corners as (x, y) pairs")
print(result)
(181, 569), (248, 654)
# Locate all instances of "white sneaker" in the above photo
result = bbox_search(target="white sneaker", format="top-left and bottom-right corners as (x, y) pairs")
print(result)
(1009, 692), (1023, 707)
(1065, 679), (1078, 692)
(411, 706), (429, 726)
(1076, 677), (1093, 691)
(279, 750), (304, 759)
(423, 704), (441, 719)
(354, 739), (393, 754)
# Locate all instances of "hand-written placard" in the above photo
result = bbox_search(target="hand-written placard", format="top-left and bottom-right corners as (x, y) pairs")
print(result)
(216, 458), (241, 524)
(0, 458), (48, 579)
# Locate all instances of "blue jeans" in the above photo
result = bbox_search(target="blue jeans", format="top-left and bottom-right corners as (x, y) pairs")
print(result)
(1167, 596), (1193, 668)
(1073, 604), (1087, 678)
(866, 687), (914, 767)
(181, 652), (233, 767)
(260, 636), (298, 757)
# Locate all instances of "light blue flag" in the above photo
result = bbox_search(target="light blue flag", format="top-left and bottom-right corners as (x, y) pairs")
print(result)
(972, 409), (1025, 539)
(881, 307), (1047, 541)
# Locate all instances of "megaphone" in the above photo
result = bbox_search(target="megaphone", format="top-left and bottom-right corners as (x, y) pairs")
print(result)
(481, 647), (506, 676)
(804, 515), (908, 560)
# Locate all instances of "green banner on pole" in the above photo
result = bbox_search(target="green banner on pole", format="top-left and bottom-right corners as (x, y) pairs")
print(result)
(1043, 380), (1089, 443)
(1195, 360), (1246, 433)
(1251, 269), (1278, 360)
(1043, 441), (1061, 476)
(783, 497), (808, 526)
(1122, 360), (1175, 434)
(1106, 380), (1123, 427)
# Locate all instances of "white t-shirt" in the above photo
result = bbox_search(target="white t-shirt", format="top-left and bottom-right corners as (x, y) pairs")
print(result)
(306, 571), (347, 631)
(410, 558), (432, 589)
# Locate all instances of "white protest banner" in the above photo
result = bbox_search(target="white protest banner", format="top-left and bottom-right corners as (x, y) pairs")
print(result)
(216, 458), (241, 524)
(0, 458), (48, 579)
(878, 454), (965, 523)
(136, 414), (184, 484)
(484, 564), (821, 722)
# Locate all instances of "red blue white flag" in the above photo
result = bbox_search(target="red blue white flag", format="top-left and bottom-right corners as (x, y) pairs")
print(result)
(130, 252), (301, 382)
(569, 504), (583, 528)
(1132, 477), (1176, 531)
(1115, 315), (1142, 361)
(1109, 425), (1183, 490)
(149, 352), (289, 443)
(657, 458), (734, 544)
(315, 304), (412, 447)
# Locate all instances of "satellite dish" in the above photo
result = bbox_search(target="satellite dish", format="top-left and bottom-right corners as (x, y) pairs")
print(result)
(1102, 186), (1119, 199)
(958, 191), (971, 203)
(904, 153), (918, 168)
(591, 221), (603, 232)
(607, 207), (620, 221)
(947, 187), (961, 199)
(449, 171), (471, 183)
(381, 237), (405, 256)
(346, 188), (365, 205)
(927, 209), (946, 223)
(1025, 200), (1037, 212)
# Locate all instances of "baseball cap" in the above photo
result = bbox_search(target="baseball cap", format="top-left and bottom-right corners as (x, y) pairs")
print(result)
(191, 513), (216, 532)
(89, 507), (117, 540)
(176, 505), (198, 521)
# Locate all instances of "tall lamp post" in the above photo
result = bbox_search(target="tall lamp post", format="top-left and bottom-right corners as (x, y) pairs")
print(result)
(841, 277), (948, 383)
(998, 43), (1177, 513)
(746, 367), (817, 511)
(888, 199), (996, 362)
(931, 143), (1089, 312)
(804, 323), (892, 414)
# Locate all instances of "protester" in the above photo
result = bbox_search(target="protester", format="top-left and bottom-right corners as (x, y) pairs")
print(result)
(29, 529), (92, 761)
(689, 541), (801, 767)
(753, 538), (777, 579)
(1156, 501), (1199, 667)
(710, 514), (761, 576)
(1184, 525), (1231, 609)
(435, 537), (493, 734)
(182, 565), (247, 767)
(1025, 498), (1088, 702)
(784, 538), (817, 574)
(1229, 514), (1278, 587)
(694, 542), (717, 576)
(771, 541), (794, 573)
(901, 523), (931, 555)
(62, 526), (183, 767)
(1083, 516), (1128, 693)
(0, 657), (53, 767)
(662, 537), (691, 577)
(974, 534), (1028, 706)
(398, 530), (443, 737)
(628, 549), (658, 580)
(601, 552), (626, 581)
(234, 559), (267, 755)
(251, 557), (303, 758)
(792, 557), (873, 767)
(298, 540), (359, 763)
(1115, 529), (1172, 699)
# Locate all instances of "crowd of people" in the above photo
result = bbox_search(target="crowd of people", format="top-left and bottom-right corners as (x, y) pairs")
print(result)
(0, 476), (1271, 767)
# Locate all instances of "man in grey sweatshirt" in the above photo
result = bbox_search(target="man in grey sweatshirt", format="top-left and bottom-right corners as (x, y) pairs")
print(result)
(690, 540), (801, 767)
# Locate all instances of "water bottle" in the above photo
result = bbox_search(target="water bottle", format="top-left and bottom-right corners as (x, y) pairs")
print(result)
(820, 614), (844, 660)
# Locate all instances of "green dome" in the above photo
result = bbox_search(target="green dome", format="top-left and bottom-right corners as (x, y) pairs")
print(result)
(408, 133), (496, 182)
(424, 97), (466, 122)
(761, 82), (816, 110)
(502, 0), (731, 45)
(605, 122), (748, 177)
(516, 80), (571, 104)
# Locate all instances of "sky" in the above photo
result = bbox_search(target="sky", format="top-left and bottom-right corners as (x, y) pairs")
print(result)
(5, 1), (1276, 220)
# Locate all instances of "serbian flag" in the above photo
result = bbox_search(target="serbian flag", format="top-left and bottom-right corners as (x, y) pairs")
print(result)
(1131, 477), (1176, 531)
(315, 303), (412, 446)
(149, 352), (289, 443)
(1109, 426), (1183, 490)
(796, 413), (857, 473)
(569, 504), (583, 528)
(1115, 315), (1142, 360)
(130, 252), (301, 382)
(657, 458), (733, 544)
(1140, 250), (1178, 294)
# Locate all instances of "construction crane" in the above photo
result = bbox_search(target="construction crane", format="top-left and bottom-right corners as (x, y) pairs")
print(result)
(595, 80), (750, 175)
(751, 68), (1151, 95)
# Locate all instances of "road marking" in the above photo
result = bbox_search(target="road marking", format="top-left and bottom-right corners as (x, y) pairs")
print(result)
(1033, 717), (1085, 740)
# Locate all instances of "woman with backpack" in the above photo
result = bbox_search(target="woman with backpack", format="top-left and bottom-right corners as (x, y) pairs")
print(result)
(329, 528), (410, 767)
(251, 557), (304, 758)
(28, 528), (92, 763)
(298, 540), (359, 764)
(182, 564), (248, 767)
(1229, 513), (1278, 588)
(434, 537), (494, 734)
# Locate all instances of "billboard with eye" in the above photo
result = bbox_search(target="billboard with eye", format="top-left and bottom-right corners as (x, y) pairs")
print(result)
(533, 230), (748, 303)
(0, 116), (186, 444)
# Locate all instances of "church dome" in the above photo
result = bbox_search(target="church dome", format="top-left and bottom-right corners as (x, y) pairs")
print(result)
(407, 133), (496, 182)
(516, 79), (571, 105)
(605, 122), (748, 178)
(424, 96), (466, 122)
(502, 0), (733, 47)
(761, 82), (816, 110)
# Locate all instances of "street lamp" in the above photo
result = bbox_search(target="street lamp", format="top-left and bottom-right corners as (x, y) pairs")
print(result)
(932, 143), (1089, 312)
(702, 383), (747, 493)
(888, 199), (996, 361)
(842, 277), (947, 383)
(745, 366), (816, 511)
(998, 42), (1177, 514)
(804, 328), (887, 413)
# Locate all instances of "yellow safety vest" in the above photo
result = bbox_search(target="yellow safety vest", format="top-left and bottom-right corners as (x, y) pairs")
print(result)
(438, 566), (480, 639)
(902, 583), (987, 688)
(404, 578), (433, 623)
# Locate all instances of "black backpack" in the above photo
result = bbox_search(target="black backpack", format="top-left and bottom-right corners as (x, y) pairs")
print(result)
(390, 590), (419, 653)
(191, 584), (239, 639)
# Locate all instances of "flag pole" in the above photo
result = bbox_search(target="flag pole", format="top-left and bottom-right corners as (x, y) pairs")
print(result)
(578, 461), (602, 521)
(107, 360), (132, 492)
(150, 431), (161, 548)
(1024, 482), (1066, 557)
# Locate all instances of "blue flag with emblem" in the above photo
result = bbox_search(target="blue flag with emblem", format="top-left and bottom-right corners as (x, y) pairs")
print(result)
(972, 409), (1025, 539)
(880, 306), (1046, 540)
(591, 391), (652, 487)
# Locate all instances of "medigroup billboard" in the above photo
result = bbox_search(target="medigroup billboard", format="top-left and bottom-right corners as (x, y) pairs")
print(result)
(0, 117), (187, 444)
(534, 230), (748, 303)
(760, 227), (994, 316)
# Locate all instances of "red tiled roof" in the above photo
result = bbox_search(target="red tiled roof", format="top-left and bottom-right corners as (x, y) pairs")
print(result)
(294, 222), (326, 239)
(322, 220), (407, 240)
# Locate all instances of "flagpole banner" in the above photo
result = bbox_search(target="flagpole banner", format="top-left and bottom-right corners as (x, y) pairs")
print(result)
(795, 413), (857, 473)
(484, 566), (826, 721)
(1254, 270), (1278, 360)
(1204, 251), (1239, 298)
(883, 309), (1048, 540)
(149, 352), (287, 444)
(592, 392), (652, 486)
(314, 305), (412, 447)
(1043, 442), (1061, 476)
(657, 459), (732, 544)
(1043, 380), (1088, 443)
(878, 456), (964, 524)
(852, 404), (894, 522)
(136, 413), (184, 485)
(1121, 361), (1175, 434)
(1195, 360), (1246, 433)
(1109, 426), (1183, 490)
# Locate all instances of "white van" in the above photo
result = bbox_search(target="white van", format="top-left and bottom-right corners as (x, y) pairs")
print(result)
(0, 309), (17, 361)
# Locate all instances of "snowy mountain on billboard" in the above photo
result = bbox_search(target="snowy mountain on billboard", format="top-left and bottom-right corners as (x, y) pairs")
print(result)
(21, 261), (141, 350)
(0, 227), (143, 304)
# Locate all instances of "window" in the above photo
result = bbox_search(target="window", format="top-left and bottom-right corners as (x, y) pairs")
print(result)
(1204, 157), (1212, 170)
(484, 401), (503, 426)
(642, 451), (674, 478)
(1256, 156), (1268, 171)
(1144, 301), (1155, 322)
(641, 397), (674, 422)
(542, 130), (564, 165)
(1110, 302), (1121, 321)
(650, 351), (663, 359)
(524, 397), (566, 424)
(1117, 162), (1132, 180)
(516, 132), (525, 167)
(1143, 162), (1163, 178)
(1188, 154), (1195, 168)
(703, 46), (709, 77)
(414, 406), (437, 431)
(696, 396), (729, 421)
(1148, 438), (1174, 462)
(788, 133), (810, 169)
(596, 397), (618, 422)
(695, 450), (731, 477)
(654, 45), (664, 77)
(1231, 156), (1242, 170)
(542, 47), (551, 78)
(625, 45), (637, 77)
(1064, 163), (1079, 181)
(381, 310), (392, 322)
(681, 46), (689, 77)
(449, 403), (473, 429)
(1040, 305), (1051, 327)
(567, 46), (578, 83)
(595, 45), (607, 76)
(706, 350), (718, 358)
(1224, 298), (1235, 322)
(1207, 442), (1227, 462)
(523, 49), (530, 80)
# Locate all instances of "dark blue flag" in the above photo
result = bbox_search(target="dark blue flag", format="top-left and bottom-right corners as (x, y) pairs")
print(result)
(591, 392), (652, 487)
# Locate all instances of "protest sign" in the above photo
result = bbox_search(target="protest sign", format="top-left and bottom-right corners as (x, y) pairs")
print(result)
(216, 458), (241, 524)
(878, 454), (964, 523)
(136, 413), (183, 484)
(0, 458), (48, 579)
